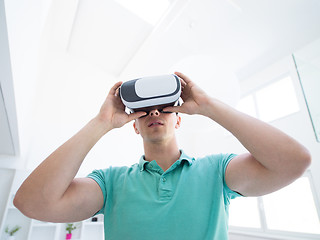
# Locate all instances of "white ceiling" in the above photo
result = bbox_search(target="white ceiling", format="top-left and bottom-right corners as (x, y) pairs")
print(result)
(1, 0), (320, 162)
(56, 0), (320, 80)
(68, 0), (153, 76)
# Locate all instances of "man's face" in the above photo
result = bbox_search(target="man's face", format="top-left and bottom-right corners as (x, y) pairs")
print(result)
(133, 106), (181, 143)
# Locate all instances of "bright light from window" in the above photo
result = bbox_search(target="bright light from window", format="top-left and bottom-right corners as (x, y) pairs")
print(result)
(229, 197), (261, 228)
(255, 76), (300, 122)
(236, 94), (257, 118)
(114, 0), (170, 25)
(263, 176), (320, 234)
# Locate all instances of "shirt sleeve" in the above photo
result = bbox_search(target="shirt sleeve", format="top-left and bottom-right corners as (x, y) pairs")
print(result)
(87, 169), (108, 215)
(220, 153), (243, 204)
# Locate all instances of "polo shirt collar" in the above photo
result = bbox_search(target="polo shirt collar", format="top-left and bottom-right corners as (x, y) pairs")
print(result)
(139, 149), (194, 172)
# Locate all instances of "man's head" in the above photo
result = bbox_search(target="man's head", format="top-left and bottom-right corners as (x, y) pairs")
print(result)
(133, 106), (181, 143)
(119, 74), (182, 143)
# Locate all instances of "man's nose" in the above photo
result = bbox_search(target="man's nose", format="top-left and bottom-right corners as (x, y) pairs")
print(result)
(149, 109), (160, 116)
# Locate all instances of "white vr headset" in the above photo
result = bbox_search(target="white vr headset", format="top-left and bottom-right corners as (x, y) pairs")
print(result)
(120, 74), (181, 113)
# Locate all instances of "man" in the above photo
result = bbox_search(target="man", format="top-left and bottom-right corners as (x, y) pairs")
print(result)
(14, 72), (311, 239)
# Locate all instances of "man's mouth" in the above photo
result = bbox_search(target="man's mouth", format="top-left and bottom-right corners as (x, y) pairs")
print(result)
(148, 121), (164, 127)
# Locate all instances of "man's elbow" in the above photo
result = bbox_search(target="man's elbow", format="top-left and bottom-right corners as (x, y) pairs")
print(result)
(303, 148), (312, 167)
(14, 190), (43, 219)
(295, 148), (312, 176)
(13, 191), (32, 218)
(13, 190), (24, 211)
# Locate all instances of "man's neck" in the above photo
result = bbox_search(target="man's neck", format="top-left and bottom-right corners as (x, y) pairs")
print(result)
(143, 139), (181, 172)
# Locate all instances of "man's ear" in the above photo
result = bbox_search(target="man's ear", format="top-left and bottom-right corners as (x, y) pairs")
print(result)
(175, 115), (181, 129)
(133, 121), (140, 134)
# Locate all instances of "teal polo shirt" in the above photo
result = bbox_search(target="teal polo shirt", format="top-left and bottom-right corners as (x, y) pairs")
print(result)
(87, 150), (241, 240)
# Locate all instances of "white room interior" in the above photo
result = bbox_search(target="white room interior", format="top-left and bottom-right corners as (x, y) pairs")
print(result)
(1, 0), (320, 239)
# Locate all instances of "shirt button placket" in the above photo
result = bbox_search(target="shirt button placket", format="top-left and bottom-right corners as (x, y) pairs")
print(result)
(159, 174), (172, 200)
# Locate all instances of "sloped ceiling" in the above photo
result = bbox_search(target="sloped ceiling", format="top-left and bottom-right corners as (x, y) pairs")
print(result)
(2, 0), (320, 158)
(68, 0), (154, 76)
(60, 0), (320, 80)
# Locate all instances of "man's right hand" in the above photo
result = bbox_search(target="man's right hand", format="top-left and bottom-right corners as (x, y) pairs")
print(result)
(97, 81), (146, 132)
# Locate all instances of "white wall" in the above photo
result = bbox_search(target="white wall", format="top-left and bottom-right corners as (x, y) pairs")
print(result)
(0, 169), (15, 225)
(0, 0), (18, 157)
(1, 0), (53, 169)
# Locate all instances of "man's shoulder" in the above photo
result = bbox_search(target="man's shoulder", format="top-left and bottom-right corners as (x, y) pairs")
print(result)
(191, 153), (237, 173)
(88, 163), (139, 178)
(106, 163), (139, 173)
(195, 153), (236, 162)
(193, 153), (223, 164)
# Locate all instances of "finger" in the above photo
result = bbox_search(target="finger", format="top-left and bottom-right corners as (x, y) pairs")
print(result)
(115, 87), (120, 97)
(180, 78), (187, 88)
(163, 105), (185, 114)
(109, 81), (123, 96)
(174, 73), (187, 87)
(127, 111), (147, 121)
(174, 72), (192, 84)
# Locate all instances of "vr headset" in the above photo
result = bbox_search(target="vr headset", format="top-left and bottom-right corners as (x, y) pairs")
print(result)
(119, 74), (181, 113)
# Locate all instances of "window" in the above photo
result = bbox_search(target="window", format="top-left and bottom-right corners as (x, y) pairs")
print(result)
(255, 76), (300, 122)
(263, 176), (320, 234)
(237, 76), (300, 122)
(229, 197), (261, 228)
(236, 94), (257, 118)
(229, 175), (320, 237)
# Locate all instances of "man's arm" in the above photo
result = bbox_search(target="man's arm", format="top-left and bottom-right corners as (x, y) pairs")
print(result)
(14, 82), (146, 222)
(165, 72), (311, 197)
(205, 98), (311, 196)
